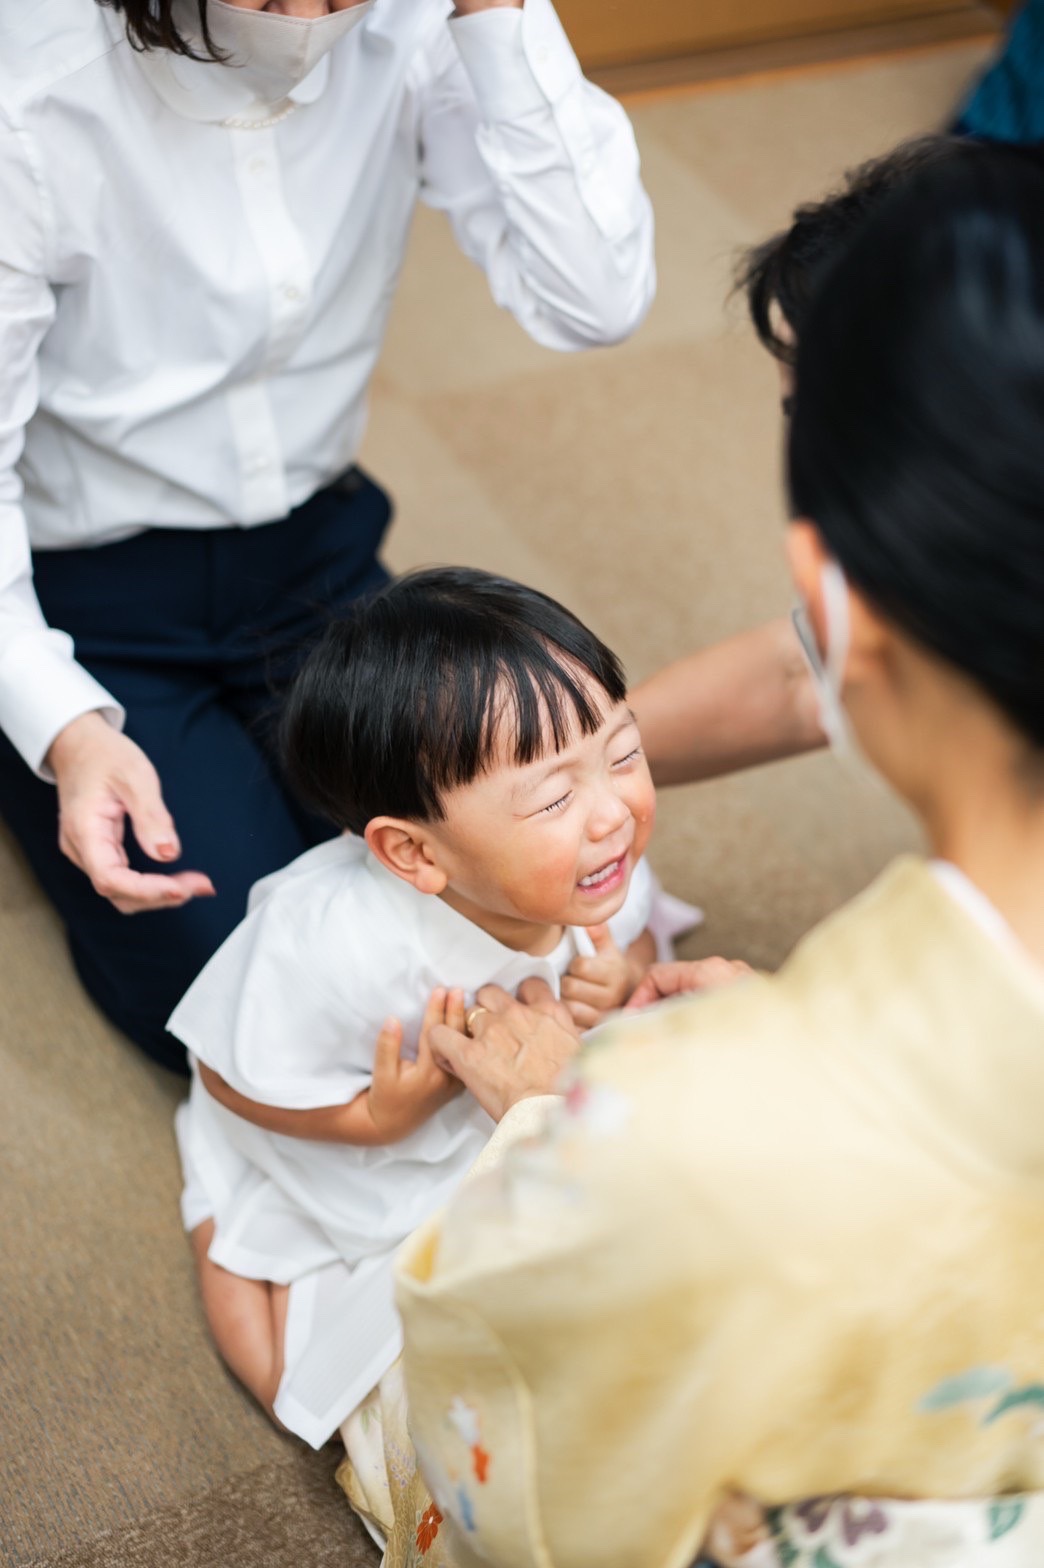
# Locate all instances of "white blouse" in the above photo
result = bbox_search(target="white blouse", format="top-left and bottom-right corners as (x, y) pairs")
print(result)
(0, 0), (654, 771)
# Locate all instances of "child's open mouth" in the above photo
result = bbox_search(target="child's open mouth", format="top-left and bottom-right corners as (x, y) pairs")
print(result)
(577, 855), (627, 895)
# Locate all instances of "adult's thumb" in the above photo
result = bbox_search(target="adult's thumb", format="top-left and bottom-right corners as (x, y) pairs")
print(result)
(123, 763), (181, 862)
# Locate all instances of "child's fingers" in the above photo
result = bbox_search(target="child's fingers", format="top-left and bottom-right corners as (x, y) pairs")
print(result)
(567, 955), (614, 983)
(415, 988), (448, 1070)
(418, 1056), (464, 1103)
(417, 991), (467, 1085)
(372, 1017), (404, 1083)
(565, 998), (602, 1032)
(432, 1071), (466, 1105)
(444, 988), (466, 1036)
(587, 923), (621, 957)
(416, 978), (445, 1041)
(561, 973), (612, 1009)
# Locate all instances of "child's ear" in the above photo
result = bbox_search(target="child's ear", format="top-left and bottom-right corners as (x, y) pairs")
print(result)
(364, 817), (448, 896)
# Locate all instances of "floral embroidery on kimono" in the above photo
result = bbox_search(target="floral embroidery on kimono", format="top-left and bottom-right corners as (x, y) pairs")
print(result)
(415, 1503), (442, 1554)
(561, 1075), (631, 1136)
(709, 1492), (1042, 1567)
(919, 1367), (1044, 1430)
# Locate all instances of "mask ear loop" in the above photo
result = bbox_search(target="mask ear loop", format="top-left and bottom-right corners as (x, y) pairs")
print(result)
(820, 559), (851, 698)
(790, 600), (823, 682)
(790, 558), (851, 751)
(789, 562), (850, 692)
(791, 559), (888, 789)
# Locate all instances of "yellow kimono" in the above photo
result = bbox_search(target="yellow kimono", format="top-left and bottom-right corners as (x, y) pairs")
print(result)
(371, 859), (1044, 1566)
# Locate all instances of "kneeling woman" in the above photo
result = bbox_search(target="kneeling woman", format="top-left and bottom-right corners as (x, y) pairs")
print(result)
(389, 145), (1044, 1567)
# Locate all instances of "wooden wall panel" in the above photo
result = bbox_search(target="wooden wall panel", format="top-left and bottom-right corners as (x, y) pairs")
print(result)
(555, 0), (987, 68)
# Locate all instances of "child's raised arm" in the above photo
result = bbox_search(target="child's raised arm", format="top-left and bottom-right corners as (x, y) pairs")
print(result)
(560, 925), (658, 1031)
(197, 988), (467, 1145)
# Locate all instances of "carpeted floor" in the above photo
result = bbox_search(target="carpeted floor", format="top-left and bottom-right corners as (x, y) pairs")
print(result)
(0, 35), (993, 1568)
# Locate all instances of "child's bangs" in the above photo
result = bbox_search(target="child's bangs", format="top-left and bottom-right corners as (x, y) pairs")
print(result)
(417, 642), (616, 811)
(490, 655), (608, 770)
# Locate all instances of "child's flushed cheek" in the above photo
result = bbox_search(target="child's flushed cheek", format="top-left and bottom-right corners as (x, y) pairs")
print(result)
(501, 841), (584, 919)
(440, 831), (577, 922)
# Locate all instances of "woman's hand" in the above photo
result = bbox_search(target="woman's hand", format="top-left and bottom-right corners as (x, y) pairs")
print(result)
(429, 978), (581, 1123)
(625, 957), (753, 1011)
(46, 712), (215, 913)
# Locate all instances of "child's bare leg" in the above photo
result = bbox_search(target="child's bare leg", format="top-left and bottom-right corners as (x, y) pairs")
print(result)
(190, 1219), (290, 1426)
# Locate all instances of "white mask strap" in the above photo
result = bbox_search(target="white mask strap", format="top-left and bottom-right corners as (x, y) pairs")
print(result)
(791, 558), (857, 763)
(820, 559), (851, 696)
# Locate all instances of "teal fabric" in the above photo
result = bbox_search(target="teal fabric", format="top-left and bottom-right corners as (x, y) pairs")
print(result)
(955, 1), (1044, 143)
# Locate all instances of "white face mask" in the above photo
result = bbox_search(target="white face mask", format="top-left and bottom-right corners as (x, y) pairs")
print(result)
(791, 559), (876, 776)
(204, 0), (372, 104)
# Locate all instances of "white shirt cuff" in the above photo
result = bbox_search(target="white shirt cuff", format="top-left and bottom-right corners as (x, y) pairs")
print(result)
(0, 633), (125, 779)
(449, 0), (582, 122)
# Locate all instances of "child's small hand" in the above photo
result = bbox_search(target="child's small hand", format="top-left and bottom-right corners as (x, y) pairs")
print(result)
(366, 987), (466, 1142)
(625, 957), (753, 1012)
(561, 925), (636, 1031)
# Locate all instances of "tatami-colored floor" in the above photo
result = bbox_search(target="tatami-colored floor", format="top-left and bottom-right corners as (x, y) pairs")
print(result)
(0, 37), (993, 1568)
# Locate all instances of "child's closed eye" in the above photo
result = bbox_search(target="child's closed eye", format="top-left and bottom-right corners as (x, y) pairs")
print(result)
(612, 746), (643, 769)
(539, 792), (572, 815)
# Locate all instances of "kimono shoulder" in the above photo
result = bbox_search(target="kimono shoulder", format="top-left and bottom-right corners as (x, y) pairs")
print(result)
(397, 858), (1044, 1568)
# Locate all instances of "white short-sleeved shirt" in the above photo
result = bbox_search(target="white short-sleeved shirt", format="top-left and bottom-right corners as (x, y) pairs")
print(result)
(169, 835), (660, 1446)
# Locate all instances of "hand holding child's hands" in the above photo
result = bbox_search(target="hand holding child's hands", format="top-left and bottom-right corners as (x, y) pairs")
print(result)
(625, 957), (753, 1012)
(428, 978), (581, 1122)
(561, 925), (638, 1030)
(366, 987), (466, 1142)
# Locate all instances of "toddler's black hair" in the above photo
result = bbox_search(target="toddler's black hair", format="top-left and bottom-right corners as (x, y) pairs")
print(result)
(280, 567), (627, 834)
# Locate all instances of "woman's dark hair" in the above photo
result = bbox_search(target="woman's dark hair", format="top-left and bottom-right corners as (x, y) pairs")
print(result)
(99, 1), (222, 59)
(788, 143), (1044, 750)
(738, 136), (979, 366)
(280, 567), (627, 834)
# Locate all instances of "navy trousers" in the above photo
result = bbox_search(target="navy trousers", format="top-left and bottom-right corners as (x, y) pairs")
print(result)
(0, 469), (392, 1073)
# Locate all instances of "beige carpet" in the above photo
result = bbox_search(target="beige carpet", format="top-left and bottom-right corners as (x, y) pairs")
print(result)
(0, 37), (992, 1568)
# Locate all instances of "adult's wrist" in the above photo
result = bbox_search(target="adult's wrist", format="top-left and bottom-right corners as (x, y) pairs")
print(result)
(0, 632), (125, 781)
(45, 709), (115, 779)
(501, 1085), (555, 1118)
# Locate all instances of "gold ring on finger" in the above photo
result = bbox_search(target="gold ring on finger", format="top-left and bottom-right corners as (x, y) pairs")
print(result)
(465, 1005), (489, 1037)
